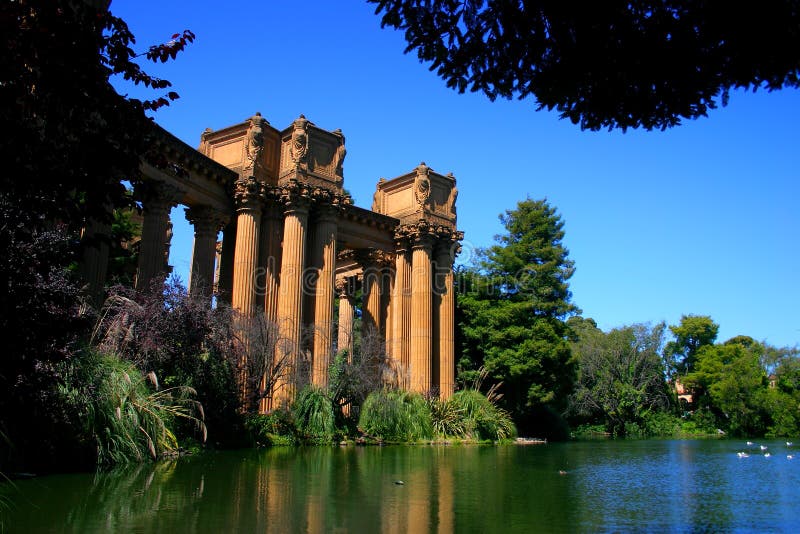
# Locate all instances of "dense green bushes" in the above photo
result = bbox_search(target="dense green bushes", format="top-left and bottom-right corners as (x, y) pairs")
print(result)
(59, 351), (205, 466)
(359, 390), (433, 442)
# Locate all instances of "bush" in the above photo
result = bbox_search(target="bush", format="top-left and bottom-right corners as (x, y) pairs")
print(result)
(292, 386), (336, 445)
(60, 351), (205, 466)
(359, 390), (432, 442)
(244, 411), (297, 446)
(641, 412), (682, 437)
(448, 390), (516, 441)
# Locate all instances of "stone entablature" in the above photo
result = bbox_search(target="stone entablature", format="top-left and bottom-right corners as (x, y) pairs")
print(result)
(79, 111), (462, 410)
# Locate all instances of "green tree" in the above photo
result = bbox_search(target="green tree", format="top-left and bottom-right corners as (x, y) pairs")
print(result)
(664, 314), (719, 376)
(569, 321), (670, 436)
(1, 0), (193, 472)
(457, 198), (578, 437)
(368, 1), (800, 130)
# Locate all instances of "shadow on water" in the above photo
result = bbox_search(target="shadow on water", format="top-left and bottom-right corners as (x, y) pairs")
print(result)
(4, 440), (800, 532)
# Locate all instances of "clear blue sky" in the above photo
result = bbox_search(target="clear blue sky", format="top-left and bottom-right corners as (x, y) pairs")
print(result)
(112, 0), (800, 348)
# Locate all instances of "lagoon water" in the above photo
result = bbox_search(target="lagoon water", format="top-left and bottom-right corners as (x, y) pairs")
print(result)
(4, 439), (800, 532)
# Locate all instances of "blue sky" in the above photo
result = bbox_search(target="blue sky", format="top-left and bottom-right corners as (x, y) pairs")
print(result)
(112, 1), (800, 348)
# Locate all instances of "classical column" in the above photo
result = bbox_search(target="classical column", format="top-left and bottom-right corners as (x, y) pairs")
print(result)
(391, 236), (411, 386)
(435, 239), (457, 399)
(410, 228), (434, 393)
(79, 216), (111, 307)
(136, 182), (180, 291)
(311, 205), (338, 388)
(231, 178), (262, 316)
(336, 278), (356, 358)
(362, 255), (382, 339)
(259, 201), (283, 324)
(274, 188), (310, 404)
(186, 205), (228, 301)
(216, 219), (237, 305)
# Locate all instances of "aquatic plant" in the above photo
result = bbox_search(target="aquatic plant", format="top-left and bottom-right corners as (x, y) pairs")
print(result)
(292, 386), (336, 445)
(61, 352), (206, 466)
(358, 389), (432, 442)
(448, 390), (516, 441)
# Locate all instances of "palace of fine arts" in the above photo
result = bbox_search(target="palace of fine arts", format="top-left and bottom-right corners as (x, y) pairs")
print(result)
(82, 112), (463, 410)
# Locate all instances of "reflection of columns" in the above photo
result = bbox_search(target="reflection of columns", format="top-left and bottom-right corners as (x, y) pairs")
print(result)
(336, 278), (355, 358)
(274, 190), (310, 404)
(136, 182), (180, 291)
(435, 241), (456, 399)
(186, 205), (228, 301)
(231, 178), (262, 315)
(391, 237), (411, 387)
(312, 206), (338, 387)
(410, 231), (434, 393)
(259, 202), (283, 324)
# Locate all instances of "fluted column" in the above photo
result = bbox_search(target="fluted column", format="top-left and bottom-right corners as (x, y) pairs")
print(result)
(186, 205), (228, 302)
(79, 216), (111, 307)
(216, 219), (237, 305)
(362, 260), (382, 339)
(274, 189), (310, 405)
(136, 182), (180, 291)
(259, 202), (283, 324)
(391, 237), (411, 386)
(336, 278), (356, 358)
(410, 230), (434, 393)
(312, 205), (338, 387)
(436, 240), (457, 399)
(231, 178), (262, 316)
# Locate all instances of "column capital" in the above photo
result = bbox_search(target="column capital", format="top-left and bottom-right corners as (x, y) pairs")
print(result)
(185, 205), (229, 235)
(276, 180), (312, 215)
(234, 176), (262, 212)
(356, 248), (394, 270)
(137, 181), (183, 214)
(335, 276), (359, 299)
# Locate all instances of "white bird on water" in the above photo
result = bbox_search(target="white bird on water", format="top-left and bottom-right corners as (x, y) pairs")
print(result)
(764, 452), (772, 458)
(746, 441), (755, 446)
(787, 455), (794, 460)
(787, 442), (794, 447)
(737, 452), (750, 458)
(760, 445), (769, 451)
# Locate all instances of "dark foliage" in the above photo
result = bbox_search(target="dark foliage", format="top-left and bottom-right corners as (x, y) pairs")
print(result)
(369, 0), (800, 131)
(0, 0), (193, 471)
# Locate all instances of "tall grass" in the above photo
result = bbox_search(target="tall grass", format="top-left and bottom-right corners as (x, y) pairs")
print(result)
(292, 386), (336, 445)
(358, 389), (432, 442)
(448, 390), (516, 441)
(61, 352), (206, 466)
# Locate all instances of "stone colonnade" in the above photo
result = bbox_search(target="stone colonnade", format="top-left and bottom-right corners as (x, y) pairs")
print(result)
(78, 114), (462, 412)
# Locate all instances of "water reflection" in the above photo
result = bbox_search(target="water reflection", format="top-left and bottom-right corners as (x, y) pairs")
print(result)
(6, 440), (800, 532)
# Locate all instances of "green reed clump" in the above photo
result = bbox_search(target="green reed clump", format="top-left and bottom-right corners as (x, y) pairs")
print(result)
(292, 386), (336, 445)
(359, 389), (432, 442)
(61, 351), (206, 466)
(447, 390), (516, 441)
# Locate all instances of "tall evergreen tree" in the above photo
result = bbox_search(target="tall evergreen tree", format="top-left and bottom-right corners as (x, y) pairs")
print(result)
(457, 198), (578, 437)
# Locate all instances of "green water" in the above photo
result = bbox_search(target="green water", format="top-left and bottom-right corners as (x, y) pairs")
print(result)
(4, 440), (800, 532)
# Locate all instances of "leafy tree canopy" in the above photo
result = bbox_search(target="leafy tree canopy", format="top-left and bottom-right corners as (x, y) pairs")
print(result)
(369, 0), (800, 131)
(664, 314), (719, 376)
(456, 198), (578, 436)
(569, 321), (669, 436)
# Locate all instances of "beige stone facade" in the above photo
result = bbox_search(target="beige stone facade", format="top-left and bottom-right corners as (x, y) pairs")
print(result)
(80, 112), (462, 410)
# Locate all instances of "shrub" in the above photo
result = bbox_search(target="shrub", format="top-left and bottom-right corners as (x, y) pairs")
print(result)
(60, 351), (205, 466)
(359, 390), (432, 442)
(448, 390), (516, 441)
(244, 411), (297, 446)
(292, 386), (336, 445)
